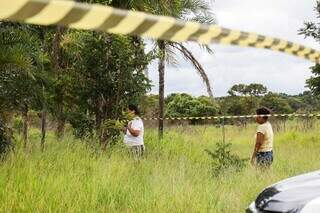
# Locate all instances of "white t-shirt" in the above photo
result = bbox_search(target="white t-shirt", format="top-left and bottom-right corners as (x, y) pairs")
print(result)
(256, 121), (274, 152)
(124, 117), (144, 146)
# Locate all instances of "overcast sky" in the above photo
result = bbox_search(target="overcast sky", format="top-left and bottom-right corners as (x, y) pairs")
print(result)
(147, 0), (319, 97)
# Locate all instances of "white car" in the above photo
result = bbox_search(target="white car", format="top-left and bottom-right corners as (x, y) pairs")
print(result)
(247, 170), (320, 212)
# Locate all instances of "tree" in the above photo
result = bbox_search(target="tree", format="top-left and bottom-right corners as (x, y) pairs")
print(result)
(224, 83), (267, 115)
(306, 64), (320, 96)
(295, 91), (320, 112)
(0, 23), (44, 149)
(61, 31), (151, 147)
(228, 84), (247, 96)
(260, 92), (293, 114)
(219, 96), (253, 115)
(228, 83), (267, 96)
(300, 1), (320, 96)
(299, 1), (320, 43)
(165, 93), (218, 119)
(148, 0), (215, 139)
(245, 83), (267, 96)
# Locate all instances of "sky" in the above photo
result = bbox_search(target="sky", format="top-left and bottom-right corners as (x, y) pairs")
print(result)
(147, 0), (319, 97)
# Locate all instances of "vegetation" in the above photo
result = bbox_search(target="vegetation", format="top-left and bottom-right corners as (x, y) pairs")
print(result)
(0, 0), (218, 148)
(0, 121), (319, 212)
(0, 23), (152, 149)
(141, 85), (320, 119)
(205, 142), (249, 177)
(300, 0), (320, 95)
(1, 0), (320, 212)
(165, 93), (218, 118)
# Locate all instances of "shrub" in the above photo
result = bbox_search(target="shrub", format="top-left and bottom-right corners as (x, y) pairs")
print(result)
(205, 142), (248, 177)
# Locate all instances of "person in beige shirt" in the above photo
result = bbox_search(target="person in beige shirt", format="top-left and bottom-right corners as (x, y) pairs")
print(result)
(251, 107), (274, 168)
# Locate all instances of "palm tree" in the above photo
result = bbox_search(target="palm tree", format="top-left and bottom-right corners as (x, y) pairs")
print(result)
(147, 0), (215, 139)
(0, 23), (36, 149)
(0, 23), (49, 150)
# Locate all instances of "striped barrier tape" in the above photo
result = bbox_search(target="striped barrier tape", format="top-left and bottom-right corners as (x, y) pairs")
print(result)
(140, 113), (320, 121)
(0, 0), (320, 62)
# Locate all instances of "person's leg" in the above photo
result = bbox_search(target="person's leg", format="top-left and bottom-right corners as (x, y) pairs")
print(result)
(265, 151), (273, 166)
(135, 145), (144, 157)
(256, 151), (273, 168)
(128, 145), (144, 157)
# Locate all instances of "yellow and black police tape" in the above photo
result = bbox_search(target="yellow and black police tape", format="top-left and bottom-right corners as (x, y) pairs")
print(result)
(140, 113), (320, 121)
(1, 0), (320, 62)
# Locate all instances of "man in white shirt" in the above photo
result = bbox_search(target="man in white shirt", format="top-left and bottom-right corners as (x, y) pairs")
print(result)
(124, 104), (144, 156)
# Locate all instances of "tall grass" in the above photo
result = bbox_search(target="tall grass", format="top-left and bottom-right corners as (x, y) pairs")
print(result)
(0, 120), (319, 212)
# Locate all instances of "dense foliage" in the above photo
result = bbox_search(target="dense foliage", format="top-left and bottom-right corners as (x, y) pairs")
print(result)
(0, 22), (152, 149)
(142, 84), (320, 119)
(300, 0), (320, 96)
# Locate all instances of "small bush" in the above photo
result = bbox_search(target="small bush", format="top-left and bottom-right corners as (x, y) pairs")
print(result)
(205, 142), (248, 177)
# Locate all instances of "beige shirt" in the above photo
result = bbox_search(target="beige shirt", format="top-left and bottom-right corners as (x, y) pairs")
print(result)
(256, 121), (274, 152)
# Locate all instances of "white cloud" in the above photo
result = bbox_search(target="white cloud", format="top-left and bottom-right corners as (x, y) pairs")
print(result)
(147, 0), (319, 97)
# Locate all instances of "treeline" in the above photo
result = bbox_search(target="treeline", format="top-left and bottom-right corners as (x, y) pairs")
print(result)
(142, 83), (320, 118)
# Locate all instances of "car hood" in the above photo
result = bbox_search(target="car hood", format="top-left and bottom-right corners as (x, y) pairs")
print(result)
(254, 170), (320, 212)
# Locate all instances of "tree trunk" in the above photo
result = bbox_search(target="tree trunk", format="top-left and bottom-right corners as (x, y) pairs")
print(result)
(56, 117), (65, 140)
(95, 97), (105, 148)
(40, 29), (47, 150)
(22, 103), (29, 149)
(40, 109), (46, 151)
(52, 26), (66, 140)
(158, 41), (165, 140)
(52, 26), (65, 72)
(0, 112), (14, 155)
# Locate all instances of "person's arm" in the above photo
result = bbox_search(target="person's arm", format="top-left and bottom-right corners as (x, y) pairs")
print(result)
(127, 122), (141, 137)
(251, 132), (264, 165)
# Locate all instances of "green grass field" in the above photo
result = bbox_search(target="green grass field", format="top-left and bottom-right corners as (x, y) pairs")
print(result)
(0, 120), (320, 212)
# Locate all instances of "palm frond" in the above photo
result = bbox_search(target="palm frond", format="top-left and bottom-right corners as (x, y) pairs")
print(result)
(173, 42), (214, 98)
(198, 44), (214, 54)
(179, 0), (213, 18)
(189, 14), (216, 25)
(165, 42), (179, 66)
(0, 46), (33, 70)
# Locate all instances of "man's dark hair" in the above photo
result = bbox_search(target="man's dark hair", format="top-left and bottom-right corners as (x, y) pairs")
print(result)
(256, 107), (271, 120)
(128, 104), (140, 115)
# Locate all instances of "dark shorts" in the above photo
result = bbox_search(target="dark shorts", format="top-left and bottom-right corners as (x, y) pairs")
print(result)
(128, 145), (145, 157)
(256, 151), (273, 167)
